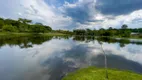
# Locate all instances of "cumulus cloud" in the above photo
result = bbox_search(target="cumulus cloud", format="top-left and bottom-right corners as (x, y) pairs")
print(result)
(20, 0), (74, 29)
(0, 0), (142, 29)
(101, 10), (142, 28)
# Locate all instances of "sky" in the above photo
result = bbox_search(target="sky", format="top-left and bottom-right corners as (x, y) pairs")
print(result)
(0, 0), (142, 30)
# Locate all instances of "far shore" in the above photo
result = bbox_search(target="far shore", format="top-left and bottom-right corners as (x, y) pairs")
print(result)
(0, 32), (142, 39)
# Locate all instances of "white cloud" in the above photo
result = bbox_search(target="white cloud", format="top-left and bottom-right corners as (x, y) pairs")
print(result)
(100, 10), (142, 29)
(20, 0), (74, 29)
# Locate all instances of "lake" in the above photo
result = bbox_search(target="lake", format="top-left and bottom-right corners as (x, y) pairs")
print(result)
(0, 35), (142, 80)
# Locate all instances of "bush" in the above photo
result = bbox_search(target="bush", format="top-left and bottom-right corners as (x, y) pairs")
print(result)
(2, 25), (19, 32)
(30, 25), (47, 33)
(0, 20), (4, 29)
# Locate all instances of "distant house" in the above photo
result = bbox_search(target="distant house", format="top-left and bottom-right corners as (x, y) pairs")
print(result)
(131, 32), (139, 35)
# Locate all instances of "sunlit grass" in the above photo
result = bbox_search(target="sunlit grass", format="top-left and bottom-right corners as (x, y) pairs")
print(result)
(62, 67), (142, 80)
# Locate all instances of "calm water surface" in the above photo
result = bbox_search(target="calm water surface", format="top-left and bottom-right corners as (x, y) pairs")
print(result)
(0, 36), (142, 80)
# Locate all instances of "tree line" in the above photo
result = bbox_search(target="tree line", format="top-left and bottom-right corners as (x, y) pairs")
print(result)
(0, 17), (52, 33)
(73, 24), (142, 37)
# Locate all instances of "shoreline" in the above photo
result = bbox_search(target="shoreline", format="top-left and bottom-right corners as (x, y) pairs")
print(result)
(0, 32), (142, 40)
(0, 32), (69, 36)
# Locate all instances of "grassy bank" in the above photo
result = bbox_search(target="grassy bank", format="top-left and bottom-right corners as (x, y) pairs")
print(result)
(111, 35), (142, 39)
(0, 32), (141, 39)
(62, 67), (142, 80)
(0, 32), (69, 37)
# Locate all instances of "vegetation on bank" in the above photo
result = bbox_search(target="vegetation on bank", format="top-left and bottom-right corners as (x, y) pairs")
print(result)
(73, 25), (142, 38)
(0, 17), (72, 34)
(0, 17), (52, 33)
(62, 67), (142, 80)
(0, 17), (142, 38)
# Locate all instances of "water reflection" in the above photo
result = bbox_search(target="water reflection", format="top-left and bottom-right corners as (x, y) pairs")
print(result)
(73, 36), (142, 47)
(0, 35), (71, 48)
(0, 36), (142, 80)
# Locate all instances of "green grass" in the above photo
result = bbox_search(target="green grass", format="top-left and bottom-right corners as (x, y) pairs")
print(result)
(0, 32), (32, 37)
(62, 67), (142, 80)
(43, 32), (69, 36)
(0, 32), (68, 36)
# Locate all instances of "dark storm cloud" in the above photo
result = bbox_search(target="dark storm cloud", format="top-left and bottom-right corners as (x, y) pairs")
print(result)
(95, 0), (142, 16)
(64, 6), (89, 23)
(62, 0), (142, 25)
(63, 0), (97, 24)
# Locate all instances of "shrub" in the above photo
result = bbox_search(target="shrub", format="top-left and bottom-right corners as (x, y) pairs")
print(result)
(2, 25), (19, 32)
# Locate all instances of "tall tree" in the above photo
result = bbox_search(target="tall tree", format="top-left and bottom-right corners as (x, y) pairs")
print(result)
(121, 24), (128, 29)
(108, 27), (113, 30)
